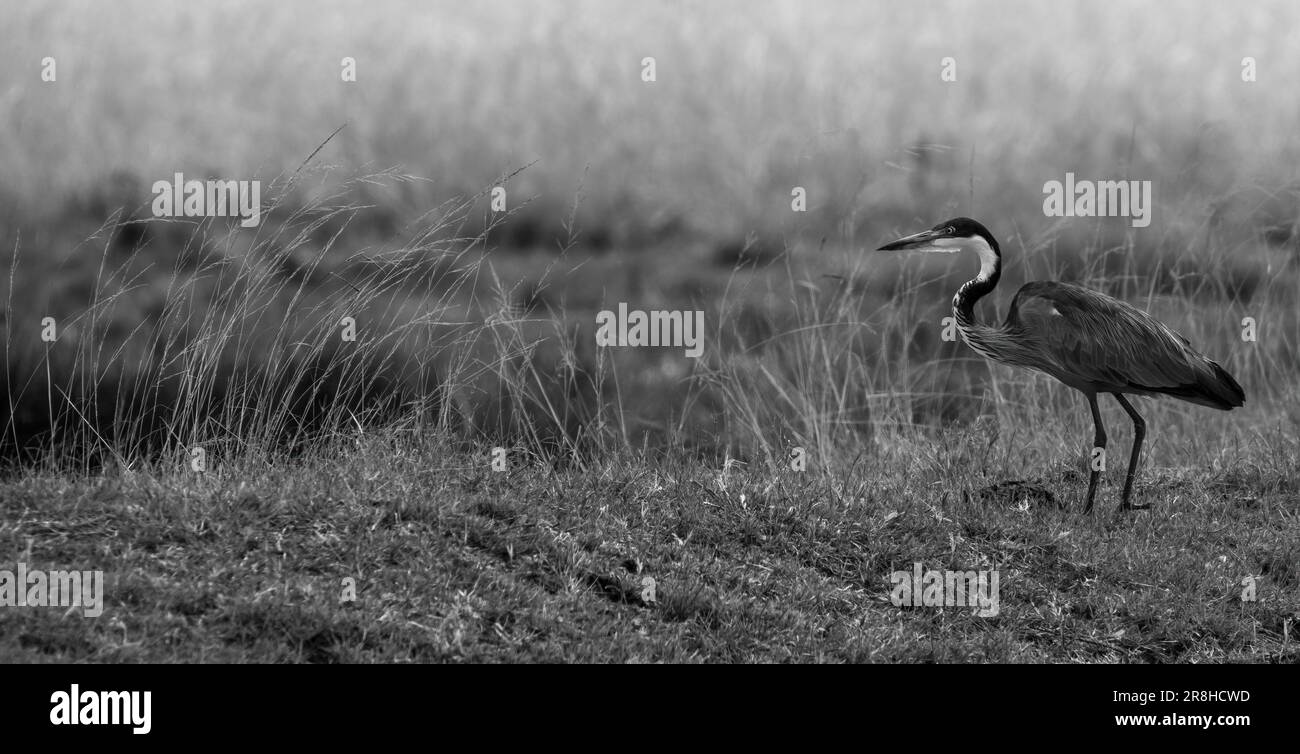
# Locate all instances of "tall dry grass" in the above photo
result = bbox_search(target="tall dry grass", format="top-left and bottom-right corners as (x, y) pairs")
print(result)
(0, 0), (1296, 479)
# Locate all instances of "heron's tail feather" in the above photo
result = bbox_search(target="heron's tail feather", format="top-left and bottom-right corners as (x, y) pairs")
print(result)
(1148, 359), (1245, 410)
(1203, 360), (1246, 409)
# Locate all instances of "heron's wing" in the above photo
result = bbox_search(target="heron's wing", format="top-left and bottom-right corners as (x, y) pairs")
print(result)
(1007, 282), (1243, 407)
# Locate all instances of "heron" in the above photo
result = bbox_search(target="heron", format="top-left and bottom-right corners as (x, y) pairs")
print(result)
(879, 217), (1245, 513)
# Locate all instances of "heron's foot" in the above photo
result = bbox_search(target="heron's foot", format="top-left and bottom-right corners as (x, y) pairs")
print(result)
(1118, 502), (1150, 512)
(1082, 487), (1101, 514)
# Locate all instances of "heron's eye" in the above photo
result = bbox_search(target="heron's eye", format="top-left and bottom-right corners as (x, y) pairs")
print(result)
(946, 226), (955, 234)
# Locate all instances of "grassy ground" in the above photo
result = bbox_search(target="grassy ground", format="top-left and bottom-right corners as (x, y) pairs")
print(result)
(2, 425), (1297, 663)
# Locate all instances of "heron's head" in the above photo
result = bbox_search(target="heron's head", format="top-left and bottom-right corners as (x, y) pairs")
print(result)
(877, 217), (1001, 280)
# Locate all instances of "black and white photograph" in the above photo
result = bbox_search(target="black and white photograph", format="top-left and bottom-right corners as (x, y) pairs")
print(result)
(0, 0), (1294, 734)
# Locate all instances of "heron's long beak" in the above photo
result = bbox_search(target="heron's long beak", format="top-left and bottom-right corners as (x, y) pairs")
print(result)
(877, 228), (948, 251)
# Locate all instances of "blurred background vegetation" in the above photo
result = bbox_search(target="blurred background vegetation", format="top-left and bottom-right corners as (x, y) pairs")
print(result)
(0, 0), (1297, 469)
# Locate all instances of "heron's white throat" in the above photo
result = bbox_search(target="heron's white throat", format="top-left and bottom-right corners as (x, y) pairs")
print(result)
(927, 236), (999, 281)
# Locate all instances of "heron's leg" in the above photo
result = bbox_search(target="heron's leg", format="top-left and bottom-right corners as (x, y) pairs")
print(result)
(1083, 392), (1106, 513)
(1112, 393), (1148, 511)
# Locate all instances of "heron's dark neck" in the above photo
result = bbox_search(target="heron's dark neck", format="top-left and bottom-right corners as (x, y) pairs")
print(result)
(952, 263), (1001, 329)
